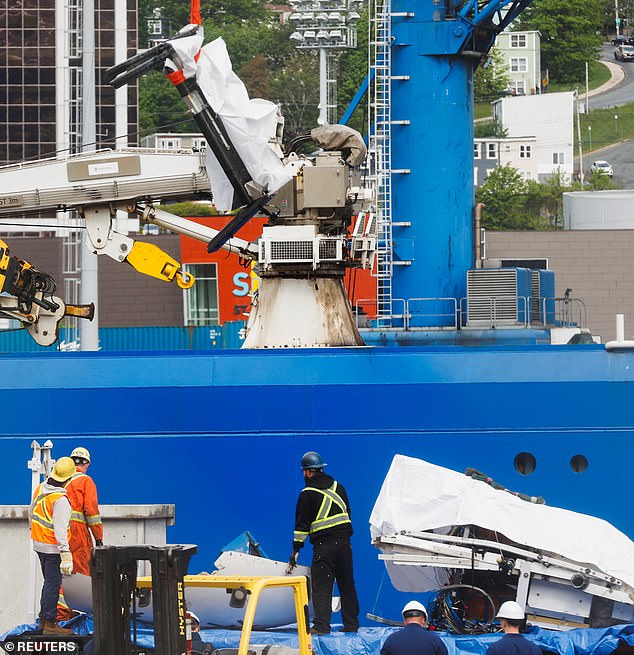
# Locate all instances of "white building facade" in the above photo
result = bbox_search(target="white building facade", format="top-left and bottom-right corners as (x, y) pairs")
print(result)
(492, 91), (574, 182)
(474, 136), (539, 186)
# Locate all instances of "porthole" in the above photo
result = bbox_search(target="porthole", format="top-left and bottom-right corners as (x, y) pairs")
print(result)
(514, 452), (536, 475)
(570, 454), (588, 473)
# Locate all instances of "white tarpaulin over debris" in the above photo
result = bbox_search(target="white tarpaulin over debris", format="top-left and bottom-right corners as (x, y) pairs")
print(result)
(370, 454), (634, 591)
(191, 37), (291, 211)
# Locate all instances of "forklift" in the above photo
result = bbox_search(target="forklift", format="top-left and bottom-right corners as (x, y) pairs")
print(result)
(90, 545), (313, 655)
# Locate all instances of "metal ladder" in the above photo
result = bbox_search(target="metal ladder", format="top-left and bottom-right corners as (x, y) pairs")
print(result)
(368, 0), (393, 326)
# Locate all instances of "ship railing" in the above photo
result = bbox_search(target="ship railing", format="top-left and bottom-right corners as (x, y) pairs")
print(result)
(355, 295), (587, 331)
(459, 296), (531, 329)
(406, 298), (458, 330)
(354, 298), (407, 329)
(546, 296), (587, 329)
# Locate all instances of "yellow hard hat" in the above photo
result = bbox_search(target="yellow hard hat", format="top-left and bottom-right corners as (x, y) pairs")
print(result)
(70, 446), (91, 463)
(51, 457), (76, 482)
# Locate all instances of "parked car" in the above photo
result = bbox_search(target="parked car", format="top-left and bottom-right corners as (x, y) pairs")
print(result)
(590, 160), (614, 177)
(614, 44), (634, 60)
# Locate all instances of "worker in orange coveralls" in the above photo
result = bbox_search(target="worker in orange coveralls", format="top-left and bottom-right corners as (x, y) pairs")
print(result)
(66, 446), (103, 573)
(56, 446), (104, 621)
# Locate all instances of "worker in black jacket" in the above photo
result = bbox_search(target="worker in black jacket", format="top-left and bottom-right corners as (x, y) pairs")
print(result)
(289, 451), (360, 635)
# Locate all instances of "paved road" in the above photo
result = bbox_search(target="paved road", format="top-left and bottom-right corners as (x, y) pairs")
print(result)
(589, 45), (634, 109)
(583, 45), (634, 187)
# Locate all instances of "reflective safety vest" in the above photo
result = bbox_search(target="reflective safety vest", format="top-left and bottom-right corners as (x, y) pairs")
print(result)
(31, 484), (70, 545)
(68, 472), (102, 528)
(294, 482), (351, 544)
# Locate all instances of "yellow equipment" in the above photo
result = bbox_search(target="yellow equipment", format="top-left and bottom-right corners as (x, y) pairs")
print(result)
(0, 239), (94, 346)
(136, 574), (313, 655)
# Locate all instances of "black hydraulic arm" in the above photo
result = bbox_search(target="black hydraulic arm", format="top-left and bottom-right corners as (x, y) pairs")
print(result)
(105, 36), (274, 251)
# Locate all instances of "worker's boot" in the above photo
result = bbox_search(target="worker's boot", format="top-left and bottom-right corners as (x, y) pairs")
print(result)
(42, 619), (74, 635)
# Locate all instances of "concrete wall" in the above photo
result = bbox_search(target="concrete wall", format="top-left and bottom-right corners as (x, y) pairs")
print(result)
(0, 504), (174, 635)
(486, 230), (634, 342)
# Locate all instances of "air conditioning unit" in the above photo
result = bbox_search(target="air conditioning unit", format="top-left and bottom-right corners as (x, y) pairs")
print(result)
(531, 269), (555, 325)
(466, 268), (532, 327)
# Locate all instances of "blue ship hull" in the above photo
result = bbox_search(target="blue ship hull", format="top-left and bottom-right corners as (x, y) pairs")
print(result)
(3, 344), (634, 622)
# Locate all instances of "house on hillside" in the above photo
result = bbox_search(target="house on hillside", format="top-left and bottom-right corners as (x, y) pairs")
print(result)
(495, 30), (542, 96)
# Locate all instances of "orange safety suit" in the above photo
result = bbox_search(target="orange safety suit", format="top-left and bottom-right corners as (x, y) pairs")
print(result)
(65, 471), (103, 575)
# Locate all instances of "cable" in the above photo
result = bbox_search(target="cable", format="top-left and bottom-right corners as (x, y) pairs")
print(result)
(428, 584), (498, 635)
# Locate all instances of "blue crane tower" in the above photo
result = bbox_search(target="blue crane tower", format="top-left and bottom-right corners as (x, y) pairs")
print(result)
(370, 0), (534, 325)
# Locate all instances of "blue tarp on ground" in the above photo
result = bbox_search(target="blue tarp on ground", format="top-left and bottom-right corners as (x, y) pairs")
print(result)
(4, 619), (634, 655)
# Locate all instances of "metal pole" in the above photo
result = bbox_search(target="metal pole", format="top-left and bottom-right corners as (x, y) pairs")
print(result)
(318, 47), (328, 125)
(80, 0), (100, 350)
(585, 61), (589, 114)
(575, 91), (584, 183)
(588, 125), (592, 153)
(616, 0), (620, 37)
(27, 440), (54, 624)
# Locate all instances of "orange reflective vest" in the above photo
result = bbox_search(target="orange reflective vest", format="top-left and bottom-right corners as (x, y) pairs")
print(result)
(31, 483), (70, 545)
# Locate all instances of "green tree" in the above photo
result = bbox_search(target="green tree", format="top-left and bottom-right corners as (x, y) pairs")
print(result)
(476, 165), (532, 230)
(271, 52), (320, 139)
(519, 0), (603, 83)
(474, 47), (511, 102)
(474, 119), (507, 139)
(138, 72), (196, 137)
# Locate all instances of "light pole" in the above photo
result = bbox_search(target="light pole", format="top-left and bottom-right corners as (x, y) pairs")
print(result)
(588, 125), (592, 153)
(288, 0), (361, 125)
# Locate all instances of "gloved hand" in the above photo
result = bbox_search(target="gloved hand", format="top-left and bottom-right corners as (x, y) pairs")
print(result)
(95, 539), (103, 547)
(285, 552), (298, 575)
(60, 551), (73, 576)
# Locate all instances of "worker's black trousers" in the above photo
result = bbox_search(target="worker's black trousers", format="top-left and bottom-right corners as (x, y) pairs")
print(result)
(311, 537), (359, 633)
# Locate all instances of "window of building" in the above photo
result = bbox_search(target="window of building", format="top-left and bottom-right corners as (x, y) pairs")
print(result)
(553, 152), (565, 164)
(157, 137), (181, 150)
(487, 143), (497, 159)
(510, 33), (526, 48)
(192, 137), (207, 150)
(511, 80), (525, 95)
(520, 145), (531, 158)
(183, 263), (220, 326)
(510, 57), (527, 72)
(474, 143), (481, 159)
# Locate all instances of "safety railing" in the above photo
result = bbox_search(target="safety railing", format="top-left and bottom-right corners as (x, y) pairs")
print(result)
(354, 298), (406, 329)
(459, 296), (531, 329)
(549, 296), (587, 329)
(405, 298), (458, 330)
(355, 295), (584, 331)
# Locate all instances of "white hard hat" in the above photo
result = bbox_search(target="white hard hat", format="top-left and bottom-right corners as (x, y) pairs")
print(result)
(70, 446), (91, 463)
(496, 601), (525, 620)
(402, 600), (428, 618)
(188, 611), (201, 625)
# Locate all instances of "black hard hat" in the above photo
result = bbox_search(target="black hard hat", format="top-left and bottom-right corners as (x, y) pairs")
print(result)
(301, 451), (327, 470)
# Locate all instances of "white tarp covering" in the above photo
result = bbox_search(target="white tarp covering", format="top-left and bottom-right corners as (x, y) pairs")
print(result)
(174, 34), (291, 211)
(370, 455), (634, 591)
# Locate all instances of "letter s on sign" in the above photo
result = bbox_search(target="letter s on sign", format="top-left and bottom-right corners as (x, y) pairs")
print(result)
(232, 272), (249, 297)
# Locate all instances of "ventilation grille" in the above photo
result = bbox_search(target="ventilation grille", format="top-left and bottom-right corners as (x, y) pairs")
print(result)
(467, 269), (520, 323)
(270, 241), (313, 262)
(532, 270), (540, 321)
(319, 240), (338, 259)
